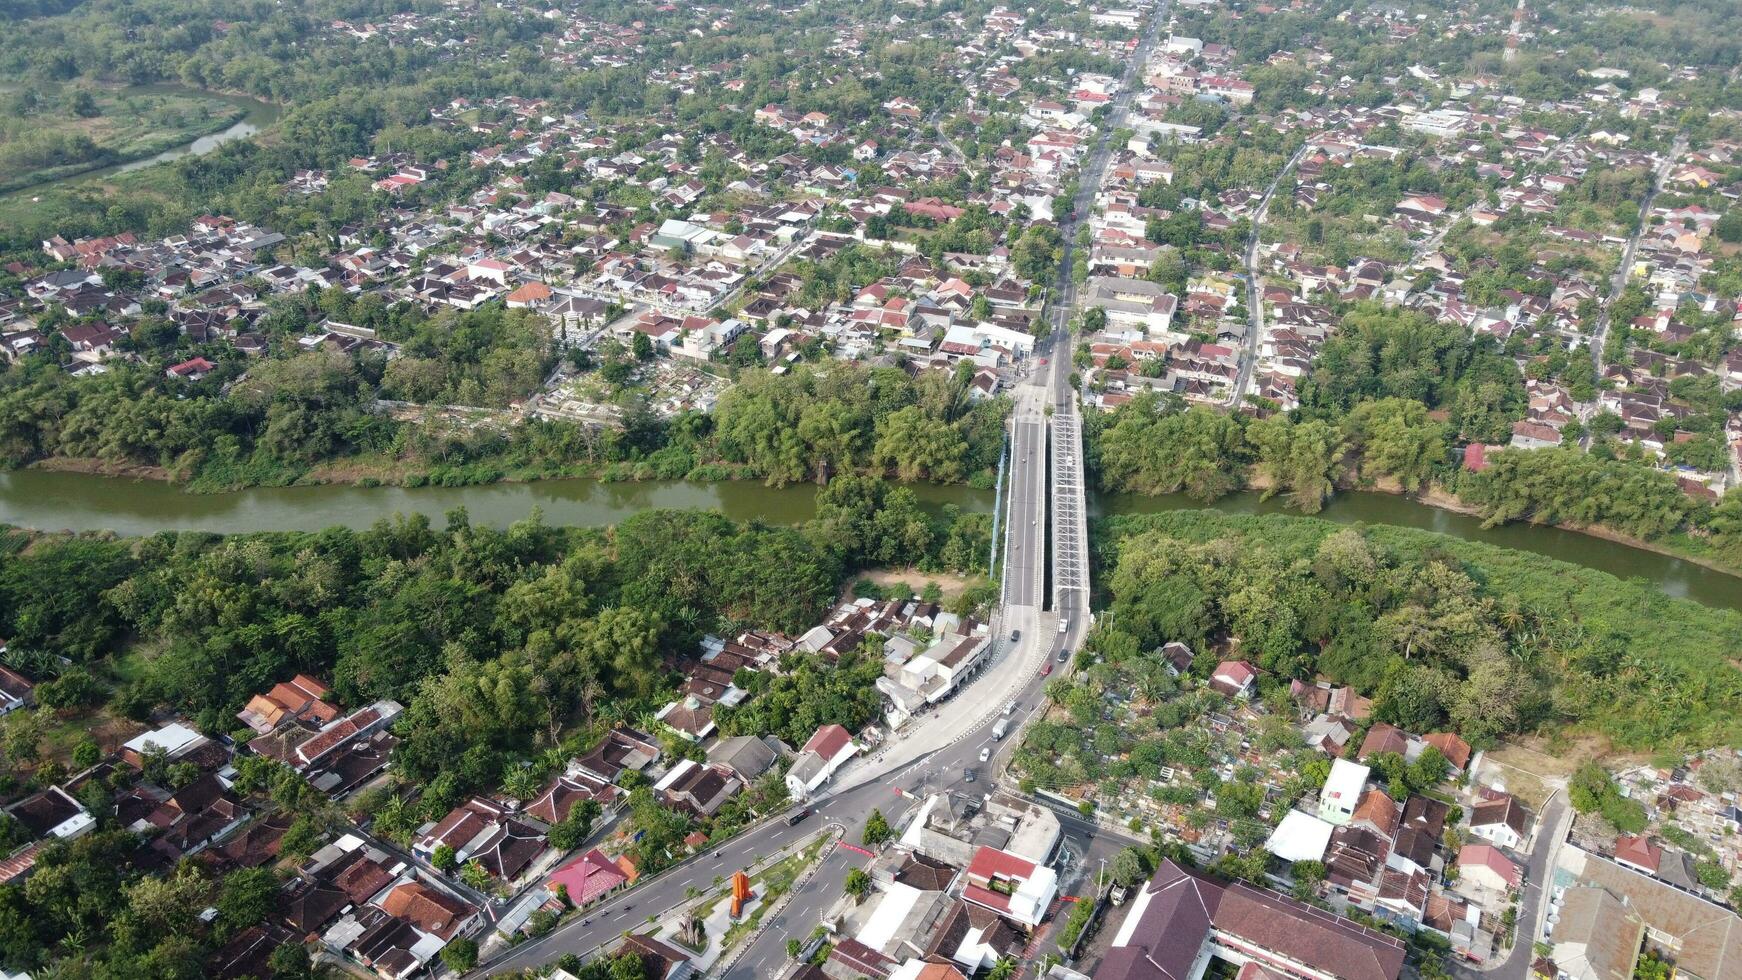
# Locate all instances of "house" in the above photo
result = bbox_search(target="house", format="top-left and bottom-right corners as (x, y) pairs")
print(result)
(525, 772), (619, 827)
(572, 728), (661, 785)
(1266, 810), (1335, 863)
(1422, 733), (1473, 774)
(1209, 661), (1257, 700)
(1457, 843), (1522, 892)
(786, 724), (858, 801)
(615, 932), (695, 979)
(546, 848), (629, 907)
(7, 786), (95, 841)
(1510, 419), (1564, 450)
(1469, 794), (1530, 850)
(121, 722), (212, 768)
(654, 760), (743, 818)
(706, 735), (783, 782)
(505, 281), (554, 308)
(960, 845), (1058, 929)
(165, 357), (217, 381)
(1549, 844), (1742, 980)
(236, 674), (338, 735)
(414, 797), (549, 880)
(1096, 859), (1405, 980)
(1319, 760), (1371, 827)
(1612, 834), (1662, 876)
(0, 665), (33, 715)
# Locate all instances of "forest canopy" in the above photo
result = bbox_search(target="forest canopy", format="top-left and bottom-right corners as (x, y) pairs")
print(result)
(1095, 511), (1742, 750)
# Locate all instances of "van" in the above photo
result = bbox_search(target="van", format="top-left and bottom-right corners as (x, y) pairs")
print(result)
(991, 718), (1010, 741)
(1058, 618), (1069, 635)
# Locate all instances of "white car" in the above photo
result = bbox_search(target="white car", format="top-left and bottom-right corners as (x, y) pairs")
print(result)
(979, 747), (992, 762)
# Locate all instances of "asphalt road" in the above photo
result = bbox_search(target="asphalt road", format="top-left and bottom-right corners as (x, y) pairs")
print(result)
(483, 9), (1173, 975)
(1231, 143), (1308, 406)
(1003, 407), (1050, 610)
(1589, 135), (1684, 375)
(1453, 793), (1568, 979)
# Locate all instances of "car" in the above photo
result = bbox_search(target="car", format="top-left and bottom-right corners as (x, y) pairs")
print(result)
(1058, 647), (1070, 662)
(964, 768), (977, 783)
(1041, 662), (1053, 676)
(787, 807), (813, 826)
(979, 746), (991, 762)
(1002, 702), (1018, 716)
(1009, 629), (1021, 642)
(1039, 357), (1049, 365)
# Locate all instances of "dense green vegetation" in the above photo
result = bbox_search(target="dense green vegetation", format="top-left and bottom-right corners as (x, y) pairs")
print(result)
(0, 492), (1001, 971)
(0, 308), (1008, 491)
(1088, 304), (1742, 570)
(0, 84), (249, 193)
(1094, 511), (1742, 749)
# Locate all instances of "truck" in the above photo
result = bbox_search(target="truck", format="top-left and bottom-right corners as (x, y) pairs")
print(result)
(991, 718), (1010, 741)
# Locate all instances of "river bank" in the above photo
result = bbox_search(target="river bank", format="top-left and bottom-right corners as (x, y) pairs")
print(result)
(6, 464), (1741, 612)
(1, 83), (282, 200)
(0, 105), (247, 197)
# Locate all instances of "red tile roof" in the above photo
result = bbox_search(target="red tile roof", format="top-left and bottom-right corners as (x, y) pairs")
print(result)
(801, 723), (853, 762)
(548, 849), (627, 906)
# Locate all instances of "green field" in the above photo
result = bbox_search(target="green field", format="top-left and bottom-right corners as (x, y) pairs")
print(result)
(0, 83), (247, 196)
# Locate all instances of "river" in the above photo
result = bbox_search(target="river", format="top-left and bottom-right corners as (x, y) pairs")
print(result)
(13, 85), (282, 197)
(3, 469), (1738, 612)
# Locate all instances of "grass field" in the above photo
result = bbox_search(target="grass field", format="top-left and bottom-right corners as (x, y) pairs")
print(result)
(0, 83), (248, 195)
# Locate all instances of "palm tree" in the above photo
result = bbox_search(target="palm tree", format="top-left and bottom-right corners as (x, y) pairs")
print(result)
(500, 765), (540, 802)
(987, 957), (1019, 980)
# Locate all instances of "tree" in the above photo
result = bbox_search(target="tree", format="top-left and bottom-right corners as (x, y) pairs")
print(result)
(216, 868), (280, 935)
(549, 799), (601, 851)
(1247, 415), (1344, 513)
(71, 737), (101, 770)
(441, 937), (479, 972)
(268, 942), (315, 980)
(1095, 396), (1246, 500)
(432, 844), (458, 872)
(1717, 210), (1742, 245)
(844, 867), (872, 902)
(862, 809), (892, 847)
(632, 331), (655, 362)
(987, 958), (1019, 980)
(1111, 847), (1150, 887)
(1342, 398), (1446, 491)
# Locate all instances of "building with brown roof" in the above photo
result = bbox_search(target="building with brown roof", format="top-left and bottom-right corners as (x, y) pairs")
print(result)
(1469, 794), (1530, 850)
(1356, 723), (1411, 762)
(376, 879), (478, 941)
(617, 932), (694, 978)
(236, 674), (338, 735)
(1350, 789), (1399, 838)
(655, 760), (743, 818)
(1098, 859), (1405, 980)
(525, 772), (620, 826)
(1555, 845), (1742, 980)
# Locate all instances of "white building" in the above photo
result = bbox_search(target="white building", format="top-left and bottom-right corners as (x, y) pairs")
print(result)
(1317, 759), (1371, 826)
(786, 724), (858, 801)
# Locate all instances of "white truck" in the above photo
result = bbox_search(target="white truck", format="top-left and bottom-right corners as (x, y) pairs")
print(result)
(991, 718), (1011, 741)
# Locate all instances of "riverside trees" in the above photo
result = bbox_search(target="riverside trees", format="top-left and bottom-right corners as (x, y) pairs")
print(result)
(1098, 512), (1742, 749)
